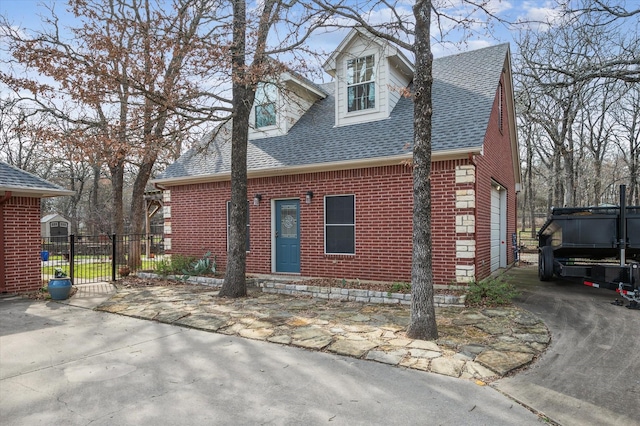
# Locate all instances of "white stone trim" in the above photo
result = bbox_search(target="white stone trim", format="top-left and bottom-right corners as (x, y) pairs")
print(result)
(455, 265), (475, 283)
(456, 189), (476, 209)
(455, 214), (475, 234)
(456, 240), (476, 259)
(455, 165), (475, 184)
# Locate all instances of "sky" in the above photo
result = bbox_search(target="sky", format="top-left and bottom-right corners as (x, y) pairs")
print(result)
(0, 0), (565, 60)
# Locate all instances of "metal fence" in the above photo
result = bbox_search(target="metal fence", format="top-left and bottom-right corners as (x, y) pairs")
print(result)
(518, 230), (538, 253)
(41, 233), (164, 285)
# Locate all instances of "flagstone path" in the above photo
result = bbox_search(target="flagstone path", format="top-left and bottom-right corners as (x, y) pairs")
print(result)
(97, 284), (550, 381)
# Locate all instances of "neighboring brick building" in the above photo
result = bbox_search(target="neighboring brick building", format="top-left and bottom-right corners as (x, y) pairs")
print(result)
(0, 162), (73, 294)
(153, 29), (520, 286)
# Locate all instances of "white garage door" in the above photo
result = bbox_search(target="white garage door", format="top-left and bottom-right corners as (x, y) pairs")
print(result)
(490, 186), (501, 272)
(491, 184), (507, 272)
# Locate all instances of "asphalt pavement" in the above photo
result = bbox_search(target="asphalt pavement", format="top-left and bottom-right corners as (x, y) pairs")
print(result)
(495, 265), (640, 426)
(3, 264), (638, 425)
(1, 296), (544, 425)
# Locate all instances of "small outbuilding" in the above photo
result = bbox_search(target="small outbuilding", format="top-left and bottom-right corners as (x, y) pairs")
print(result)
(41, 213), (71, 242)
(0, 161), (73, 294)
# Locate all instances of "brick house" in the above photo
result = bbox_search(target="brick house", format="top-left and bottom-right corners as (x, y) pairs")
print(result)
(153, 29), (520, 286)
(0, 162), (73, 294)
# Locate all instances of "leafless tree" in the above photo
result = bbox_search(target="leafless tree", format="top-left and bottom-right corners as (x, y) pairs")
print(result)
(1, 0), (233, 268)
(611, 86), (640, 204)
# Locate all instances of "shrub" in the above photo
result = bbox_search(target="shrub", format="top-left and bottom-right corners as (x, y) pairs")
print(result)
(387, 281), (411, 295)
(153, 254), (197, 277)
(185, 252), (217, 276)
(465, 277), (519, 307)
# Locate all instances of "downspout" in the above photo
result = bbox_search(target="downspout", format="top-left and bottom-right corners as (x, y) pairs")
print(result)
(0, 191), (13, 293)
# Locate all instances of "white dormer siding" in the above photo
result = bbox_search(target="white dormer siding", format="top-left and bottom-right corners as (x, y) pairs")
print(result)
(249, 77), (325, 140)
(249, 82), (286, 139)
(336, 37), (387, 126)
(324, 28), (414, 128)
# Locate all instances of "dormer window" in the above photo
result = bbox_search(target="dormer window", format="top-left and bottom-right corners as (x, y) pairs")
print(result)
(346, 55), (375, 112)
(255, 83), (277, 128)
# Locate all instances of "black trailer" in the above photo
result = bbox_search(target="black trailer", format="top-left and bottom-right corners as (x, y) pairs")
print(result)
(538, 185), (640, 309)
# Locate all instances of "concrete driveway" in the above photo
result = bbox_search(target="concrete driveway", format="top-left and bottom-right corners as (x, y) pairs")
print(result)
(495, 266), (640, 426)
(0, 297), (544, 425)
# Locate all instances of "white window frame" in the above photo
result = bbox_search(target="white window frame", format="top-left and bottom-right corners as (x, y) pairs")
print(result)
(227, 201), (250, 252)
(324, 194), (356, 255)
(346, 55), (376, 113)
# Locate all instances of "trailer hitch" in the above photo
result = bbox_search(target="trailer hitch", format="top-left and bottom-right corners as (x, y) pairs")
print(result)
(616, 283), (640, 310)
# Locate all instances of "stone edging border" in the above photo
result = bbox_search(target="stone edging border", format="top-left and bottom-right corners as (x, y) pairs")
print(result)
(136, 272), (466, 307)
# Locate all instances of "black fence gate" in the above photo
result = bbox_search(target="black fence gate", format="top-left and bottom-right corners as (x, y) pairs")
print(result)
(41, 233), (164, 285)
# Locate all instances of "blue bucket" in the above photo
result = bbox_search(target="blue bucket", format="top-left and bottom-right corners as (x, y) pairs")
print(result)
(41, 251), (49, 261)
(48, 278), (72, 300)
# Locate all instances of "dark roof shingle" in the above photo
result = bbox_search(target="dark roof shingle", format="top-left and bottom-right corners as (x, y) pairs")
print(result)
(0, 162), (73, 197)
(157, 43), (509, 181)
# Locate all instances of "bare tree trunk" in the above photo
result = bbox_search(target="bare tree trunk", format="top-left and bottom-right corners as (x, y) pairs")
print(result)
(628, 101), (640, 205)
(109, 159), (126, 264)
(128, 154), (157, 270)
(526, 131), (536, 237)
(407, 0), (437, 341)
(91, 163), (100, 235)
(109, 161), (125, 236)
(220, 0), (250, 298)
(552, 151), (562, 208)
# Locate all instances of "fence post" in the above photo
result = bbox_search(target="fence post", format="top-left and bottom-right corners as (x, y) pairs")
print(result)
(112, 233), (117, 282)
(69, 234), (75, 283)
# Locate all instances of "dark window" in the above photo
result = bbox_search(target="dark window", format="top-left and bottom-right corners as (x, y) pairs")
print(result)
(227, 201), (250, 252)
(325, 195), (355, 254)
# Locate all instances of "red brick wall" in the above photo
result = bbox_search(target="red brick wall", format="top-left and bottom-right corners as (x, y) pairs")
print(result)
(169, 166), (409, 282)
(2, 196), (42, 293)
(167, 163), (470, 285)
(474, 72), (518, 281)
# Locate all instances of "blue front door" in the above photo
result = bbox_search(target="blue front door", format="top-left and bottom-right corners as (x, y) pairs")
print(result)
(275, 200), (300, 273)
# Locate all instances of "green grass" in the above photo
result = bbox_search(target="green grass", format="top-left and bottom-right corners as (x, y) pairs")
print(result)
(42, 256), (160, 279)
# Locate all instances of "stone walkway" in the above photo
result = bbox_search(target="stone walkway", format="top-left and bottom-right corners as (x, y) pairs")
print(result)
(96, 283), (550, 382)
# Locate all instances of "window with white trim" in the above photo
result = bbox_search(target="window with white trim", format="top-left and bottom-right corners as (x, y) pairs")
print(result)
(227, 201), (250, 251)
(346, 55), (375, 112)
(255, 83), (277, 128)
(325, 195), (355, 254)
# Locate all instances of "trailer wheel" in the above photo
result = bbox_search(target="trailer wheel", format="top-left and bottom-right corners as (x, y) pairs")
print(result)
(539, 246), (554, 281)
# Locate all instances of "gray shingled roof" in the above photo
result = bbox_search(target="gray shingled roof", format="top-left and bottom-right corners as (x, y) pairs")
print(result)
(156, 43), (509, 182)
(0, 162), (74, 197)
